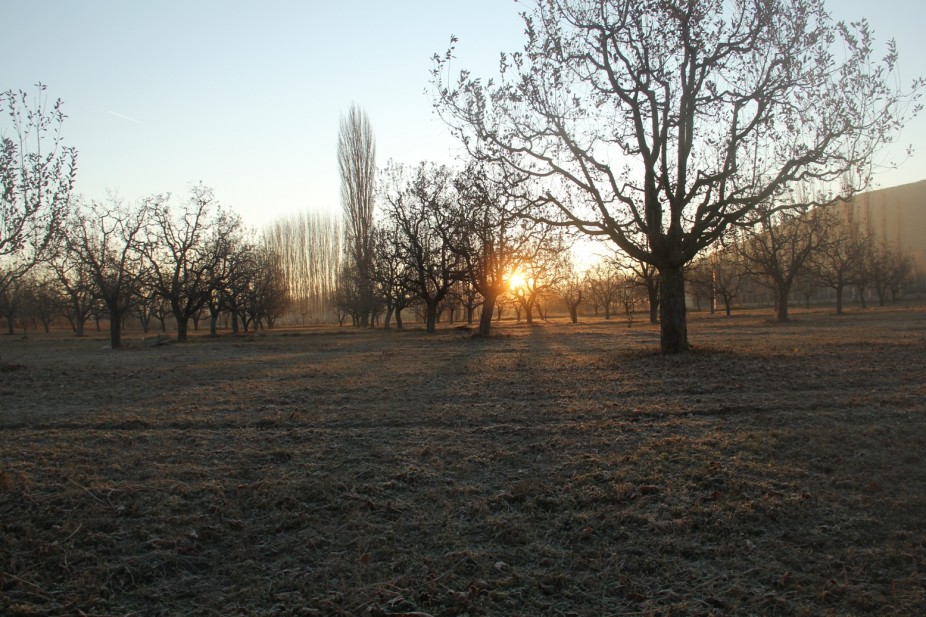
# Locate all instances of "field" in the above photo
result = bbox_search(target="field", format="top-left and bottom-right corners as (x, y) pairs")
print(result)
(1, 306), (925, 616)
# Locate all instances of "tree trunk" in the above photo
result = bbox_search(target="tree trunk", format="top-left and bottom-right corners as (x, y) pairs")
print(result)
(395, 307), (404, 330)
(835, 285), (844, 314)
(210, 311), (219, 337)
(658, 265), (688, 354)
(109, 306), (122, 349)
(75, 318), (85, 337)
(776, 283), (791, 322)
(521, 298), (534, 324)
(648, 285), (659, 324)
(177, 316), (189, 342)
(479, 292), (498, 336)
(568, 304), (579, 323)
(425, 301), (439, 333)
(383, 306), (394, 329)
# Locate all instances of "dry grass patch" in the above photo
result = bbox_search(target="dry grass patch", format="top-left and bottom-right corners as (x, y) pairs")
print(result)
(2, 307), (925, 615)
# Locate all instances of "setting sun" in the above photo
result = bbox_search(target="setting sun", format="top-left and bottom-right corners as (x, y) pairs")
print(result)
(507, 270), (526, 291)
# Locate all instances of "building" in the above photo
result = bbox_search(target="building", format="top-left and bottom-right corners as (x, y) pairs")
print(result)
(850, 178), (926, 291)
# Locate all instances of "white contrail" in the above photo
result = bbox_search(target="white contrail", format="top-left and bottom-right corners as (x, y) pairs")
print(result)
(107, 110), (141, 124)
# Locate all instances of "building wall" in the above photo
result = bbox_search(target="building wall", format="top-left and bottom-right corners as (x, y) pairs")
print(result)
(850, 179), (926, 290)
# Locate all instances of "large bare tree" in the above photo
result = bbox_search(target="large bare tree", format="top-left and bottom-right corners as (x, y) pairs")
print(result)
(338, 104), (377, 326)
(434, 0), (922, 352)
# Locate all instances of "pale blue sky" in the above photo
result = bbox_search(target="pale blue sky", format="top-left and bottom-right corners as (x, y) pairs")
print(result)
(3, 1), (924, 228)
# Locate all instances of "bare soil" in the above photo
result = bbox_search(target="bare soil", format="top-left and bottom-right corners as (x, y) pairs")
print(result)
(1, 306), (925, 616)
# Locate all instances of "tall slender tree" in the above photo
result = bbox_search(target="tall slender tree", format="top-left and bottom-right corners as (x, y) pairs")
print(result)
(338, 104), (377, 326)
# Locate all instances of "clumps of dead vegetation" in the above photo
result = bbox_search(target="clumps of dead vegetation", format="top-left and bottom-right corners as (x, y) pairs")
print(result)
(1, 308), (925, 615)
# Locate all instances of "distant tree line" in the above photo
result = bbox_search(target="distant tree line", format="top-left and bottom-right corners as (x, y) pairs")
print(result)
(0, 185), (291, 346)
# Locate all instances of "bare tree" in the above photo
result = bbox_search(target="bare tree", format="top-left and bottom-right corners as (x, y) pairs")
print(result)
(686, 257), (715, 313)
(450, 165), (555, 336)
(50, 237), (96, 336)
(737, 204), (827, 321)
(132, 279), (159, 334)
(689, 244), (745, 316)
(555, 265), (584, 324)
(434, 0), (922, 352)
(456, 279), (482, 326)
(338, 104), (377, 326)
(616, 253), (660, 324)
(67, 197), (148, 348)
(866, 241), (912, 305)
(145, 185), (238, 342)
(1, 84), (77, 303)
(0, 274), (27, 334)
(23, 273), (61, 333)
(857, 235), (912, 308)
(241, 243), (289, 330)
(370, 222), (414, 329)
(380, 162), (463, 333)
(810, 207), (867, 314)
(585, 261), (622, 320)
(512, 237), (568, 324)
(616, 273), (641, 327)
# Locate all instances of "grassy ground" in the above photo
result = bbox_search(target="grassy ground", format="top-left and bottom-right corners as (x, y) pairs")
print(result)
(1, 306), (925, 616)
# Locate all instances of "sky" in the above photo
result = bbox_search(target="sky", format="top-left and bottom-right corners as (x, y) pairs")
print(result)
(3, 0), (924, 230)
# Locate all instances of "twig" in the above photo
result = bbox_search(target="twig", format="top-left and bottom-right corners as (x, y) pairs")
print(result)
(67, 478), (106, 504)
(62, 522), (83, 542)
